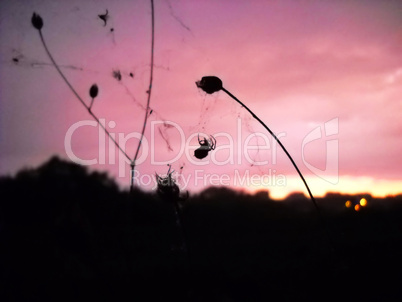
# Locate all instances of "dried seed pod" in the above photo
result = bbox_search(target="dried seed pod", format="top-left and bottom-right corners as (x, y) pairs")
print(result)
(89, 84), (99, 98)
(196, 76), (222, 94)
(31, 12), (43, 30)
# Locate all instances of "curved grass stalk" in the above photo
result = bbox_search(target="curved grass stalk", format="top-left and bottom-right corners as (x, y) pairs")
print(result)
(221, 87), (320, 212)
(37, 29), (131, 164)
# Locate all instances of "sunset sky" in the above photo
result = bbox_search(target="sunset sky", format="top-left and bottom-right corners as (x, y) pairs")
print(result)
(1, 0), (401, 199)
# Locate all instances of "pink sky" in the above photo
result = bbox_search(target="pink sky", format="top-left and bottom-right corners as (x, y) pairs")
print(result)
(1, 0), (401, 198)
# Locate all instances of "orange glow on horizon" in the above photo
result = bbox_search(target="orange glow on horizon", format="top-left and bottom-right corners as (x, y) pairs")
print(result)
(245, 176), (402, 200)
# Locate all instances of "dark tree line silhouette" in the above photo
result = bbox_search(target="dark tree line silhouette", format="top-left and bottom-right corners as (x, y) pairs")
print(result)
(1, 156), (402, 301)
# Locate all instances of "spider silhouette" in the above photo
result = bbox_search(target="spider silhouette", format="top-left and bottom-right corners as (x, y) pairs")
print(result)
(194, 134), (216, 159)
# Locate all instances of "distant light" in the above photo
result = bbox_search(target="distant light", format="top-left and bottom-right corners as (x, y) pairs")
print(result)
(354, 204), (361, 211)
(360, 198), (367, 207)
(345, 200), (352, 208)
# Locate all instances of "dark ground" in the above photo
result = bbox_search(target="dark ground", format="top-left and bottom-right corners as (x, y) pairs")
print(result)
(1, 157), (401, 301)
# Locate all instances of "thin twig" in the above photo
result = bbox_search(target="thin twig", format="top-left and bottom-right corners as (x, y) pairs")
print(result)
(89, 98), (95, 110)
(131, 0), (155, 190)
(38, 30), (131, 163)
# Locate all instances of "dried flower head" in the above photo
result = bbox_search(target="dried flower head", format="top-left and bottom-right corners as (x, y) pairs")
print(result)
(196, 76), (222, 94)
(31, 12), (43, 30)
(98, 9), (109, 27)
(156, 172), (180, 201)
(156, 165), (181, 201)
(89, 84), (99, 98)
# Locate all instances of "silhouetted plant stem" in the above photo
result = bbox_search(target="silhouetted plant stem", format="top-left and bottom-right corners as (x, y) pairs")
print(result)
(172, 199), (192, 298)
(223, 87), (343, 260)
(38, 31), (86, 109)
(221, 87), (320, 212)
(37, 30), (131, 164)
(173, 200), (189, 255)
(89, 98), (95, 111)
(129, 163), (135, 193)
(131, 0), (155, 192)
